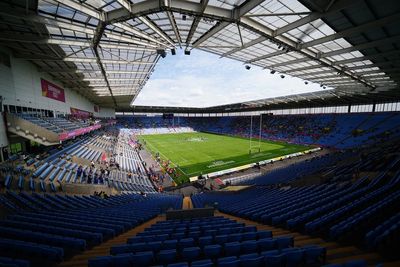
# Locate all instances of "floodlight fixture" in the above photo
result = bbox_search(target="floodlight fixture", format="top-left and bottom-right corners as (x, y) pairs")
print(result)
(184, 49), (191, 55)
(157, 49), (166, 58)
(280, 75), (285, 79)
(171, 48), (176, 55)
(245, 65), (251, 70)
(270, 70), (276, 74)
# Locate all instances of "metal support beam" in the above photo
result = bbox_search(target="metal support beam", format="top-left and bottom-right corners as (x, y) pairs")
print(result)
(0, 34), (92, 47)
(273, 0), (364, 37)
(166, 11), (182, 47)
(51, 0), (105, 21)
(114, 22), (169, 47)
(243, 12), (312, 17)
(333, 50), (400, 65)
(221, 36), (267, 57)
(139, 16), (176, 46)
(192, 21), (230, 48)
(14, 54), (155, 65)
(302, 13), (400, 48)
(186, 0), (209, 46)
(38, 68), (100, 74)
(246, 50), (287, 64)
(268, 57), (311, 68)
(115, 0), (132, 13)
(322, 35), (400, 58)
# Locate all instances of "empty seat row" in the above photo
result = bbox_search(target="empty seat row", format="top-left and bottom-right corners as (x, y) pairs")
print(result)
(90, 244), (326, 267)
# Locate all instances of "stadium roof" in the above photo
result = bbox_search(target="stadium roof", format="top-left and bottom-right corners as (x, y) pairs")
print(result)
(0, 0), (399, 111)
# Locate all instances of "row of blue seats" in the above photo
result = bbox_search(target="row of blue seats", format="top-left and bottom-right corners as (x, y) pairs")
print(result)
(0, 226), (86, 251)
(0, 193), (183, 265)
(0, 238), (64, 262)
(129, 229), (272, 245)
(329, 190), (400, 239)
(365, 213), (400, 249)
(0, 219), (103, 245)
(89, 244), (326, 267)
(0, 256), (30, 267)
(113, 236), (293, 256)
(305, 178), (398, 234)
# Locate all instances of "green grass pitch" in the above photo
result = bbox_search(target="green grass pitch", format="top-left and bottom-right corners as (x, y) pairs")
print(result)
(139, 132), (313, 184)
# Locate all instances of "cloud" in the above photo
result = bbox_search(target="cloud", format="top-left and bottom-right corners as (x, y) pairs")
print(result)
(133, 49), (326, 107)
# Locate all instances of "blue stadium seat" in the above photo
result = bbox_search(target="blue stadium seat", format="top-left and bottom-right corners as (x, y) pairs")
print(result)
(241, 240), (258, 254)
(88, 256), (112, 267)
(191, 259), (213, 267)
(264, 253), (285, 267)
(181, 247), (201, 262)
(224, 241), (241, 256)
(157, 249), (176, 265)
(239, 253), (264, 267)
(284, 249), (303, 267)
(198, 236), (213, 247)
(257, 238), (276, 251)
(203, 244), (222, 258)
(167, 262), (188, 267)
(217, 256), (240, 267)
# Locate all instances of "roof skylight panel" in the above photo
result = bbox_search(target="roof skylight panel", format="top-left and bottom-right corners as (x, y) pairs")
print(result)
(47, 27), (62, 35)
(55, 5), (77, 19)
(101, 1), (122, 12)
(314, 42), (343, 53)
(73, 12), (89, 23)
(38, 0), (59, 14)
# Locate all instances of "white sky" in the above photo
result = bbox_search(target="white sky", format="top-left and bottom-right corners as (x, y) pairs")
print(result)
(132, 49), (327, 107)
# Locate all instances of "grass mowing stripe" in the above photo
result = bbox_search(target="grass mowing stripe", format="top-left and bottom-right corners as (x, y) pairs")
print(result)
(141, 136), (188, 176)
(139, 132), (313, 184)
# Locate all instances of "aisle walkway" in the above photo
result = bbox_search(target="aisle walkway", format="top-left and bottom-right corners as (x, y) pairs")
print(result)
(182, 196), (193, 209)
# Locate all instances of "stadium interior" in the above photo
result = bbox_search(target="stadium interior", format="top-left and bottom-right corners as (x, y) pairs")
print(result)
(0, 0), (400, 266)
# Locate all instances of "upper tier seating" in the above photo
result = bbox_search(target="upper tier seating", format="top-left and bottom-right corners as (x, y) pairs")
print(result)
(17, 114), (91, 133)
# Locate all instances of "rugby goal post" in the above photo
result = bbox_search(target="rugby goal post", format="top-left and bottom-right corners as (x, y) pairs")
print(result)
(248, 114), (263, 154)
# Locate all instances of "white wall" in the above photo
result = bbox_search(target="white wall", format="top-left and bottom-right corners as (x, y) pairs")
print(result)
(0, 47), (115, 118)
(0, 113), (8, 148)
(97, 107), (116, 118)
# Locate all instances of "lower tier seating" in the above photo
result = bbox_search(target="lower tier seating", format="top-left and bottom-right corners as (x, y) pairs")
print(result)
(0, 192), (182, 266)
(89, 216), (326, 267)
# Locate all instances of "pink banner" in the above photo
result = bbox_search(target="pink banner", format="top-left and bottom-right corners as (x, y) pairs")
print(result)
(59, 124), (101, 141)
(70, 107), (92, 119)
(41, 79), (66, 102)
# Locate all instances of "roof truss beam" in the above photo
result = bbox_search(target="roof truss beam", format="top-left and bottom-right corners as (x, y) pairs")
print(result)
(333, 50), (400, 65)
(322, 35), (400, 58)
(273, 0), (364, 37)
(186, 0), (209, 47)
(50, 0), (105, 21)
(139, 16), (176, 47)
(302, 12), (400, 48)
(166, 11), (182, 47)
(222, 36), (267, 57)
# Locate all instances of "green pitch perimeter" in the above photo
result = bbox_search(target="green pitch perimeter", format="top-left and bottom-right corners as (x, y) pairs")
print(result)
(139, 132), (313, 184)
